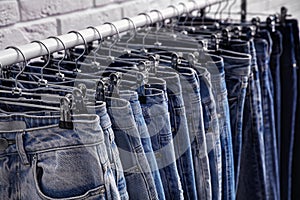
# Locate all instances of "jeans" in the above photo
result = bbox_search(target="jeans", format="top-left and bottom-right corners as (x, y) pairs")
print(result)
(177, 67), (212, 200)
(0, 112), (120, 200)
(140, 88), (184, 200)
(278, 22), (298, 200)
(255, 36), (280, 200)
(203, 54), (235, 200)
(106, 97), (159, 200)
(197, 67), (222, 200)
(268, 30), (282, 158)
(236, 40), (268, 200)
(210, 48), (251, 195)
(119, 90), (165, 200)
(91, 102), (129, 200)
(152, 68), (197, 200)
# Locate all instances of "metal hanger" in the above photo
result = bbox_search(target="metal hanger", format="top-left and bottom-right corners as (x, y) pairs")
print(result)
(103, 22), (120, 60)
(86, 26), (103, 65)
(30, 40), (51, 87)
(122, 17), (137, 53)
(150, 9), (165, 46)
(4, 46), (27, 95)
(47, 36), (66, 81)
(138, 12), (154, 51)
(68, 30), (88, 73)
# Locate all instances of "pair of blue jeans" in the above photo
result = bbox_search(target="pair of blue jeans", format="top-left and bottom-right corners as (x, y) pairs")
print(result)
(106, 97), (159, 200)
(177, 67), (212, 200)
(203, 53), (235, 200)
(153, 68), (197, 200)
(196, 66), (222, 200)
(140, 88), (184, 200)
(255, 34), (280, 200)
(0, 112), (120, 200)
(119, 90), (166, 200)
(233, 40), (268, 200)
(278, 22), (298, 200)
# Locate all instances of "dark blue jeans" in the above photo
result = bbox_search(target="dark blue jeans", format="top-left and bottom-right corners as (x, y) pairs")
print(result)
(279, 22), (298, 200)
(223, 40), (268, 200)
(268, 30), (283, 158)
(255, 36), (280, 200)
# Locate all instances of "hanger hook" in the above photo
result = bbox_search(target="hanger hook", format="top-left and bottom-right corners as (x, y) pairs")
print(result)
(122, 17), (137, 51)
(220, 0), (229, 20)
(150, 9), (165, 31)
(68, 31), (87, 73)
(5, 46), (27, 93)
(104, 22), (120, 58)
(228, 0), (237, 19)
(31, 40), (50, 85)
(86, 26), (103, 63)
(168, 5), (180, 32)
(138, 12), (153, 50)
(179, 2), (189, 25)
(47, 36), (66, 80)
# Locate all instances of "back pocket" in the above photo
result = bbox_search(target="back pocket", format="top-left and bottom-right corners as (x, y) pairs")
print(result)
(32, 146), (107, 200)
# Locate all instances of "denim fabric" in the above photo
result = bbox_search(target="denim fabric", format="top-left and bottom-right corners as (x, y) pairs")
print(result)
(91, 102), (129, 200)
(106, 97), (159, 200)
(278, 22), (298, 200)
(255, 36), (280, 200)
(268, 30), (282, 158)
(202, 54), (235, 200)
(177, 67), (212, 200)
(0, 113), (120, 200)
(151, 69), (197, 200)
(139, 88), (184, 200)
(230, 40), (267, 200)
(119, 90), (165, 200)
(209, 48), (251, 195)
(290, 19), (300, 200)
(197, 67), (222, 200)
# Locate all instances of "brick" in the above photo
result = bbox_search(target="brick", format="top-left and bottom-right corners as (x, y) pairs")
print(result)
(19, 0), (94, 21)
(57, 4), (122, 34)
(121, 0), (149, 18)
(95, 0), (115, 7)
(0, 0), (20, 27)
(0, 18), (58, 50)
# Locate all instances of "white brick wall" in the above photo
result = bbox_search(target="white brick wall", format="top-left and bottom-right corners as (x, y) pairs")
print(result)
(0, 0), (299, 50)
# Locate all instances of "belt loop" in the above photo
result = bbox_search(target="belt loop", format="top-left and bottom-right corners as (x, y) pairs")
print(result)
(16, 132), (29, 165)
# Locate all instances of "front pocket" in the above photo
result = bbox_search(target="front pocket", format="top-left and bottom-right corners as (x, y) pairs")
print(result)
(32, 146), (107, 200)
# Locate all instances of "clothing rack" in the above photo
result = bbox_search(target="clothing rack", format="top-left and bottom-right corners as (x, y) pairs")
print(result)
(0, 0), (222, 67)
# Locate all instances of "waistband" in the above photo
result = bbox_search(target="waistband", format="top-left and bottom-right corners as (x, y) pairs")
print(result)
(204, 53), (225, 75)
(254, 38), (269, 59)
(210, 49), (251, 76)
(221, 39), (250, 54)
(119, 90), (143, 116)
(153, 69), (182, 96)
(257, 29), (273, 55)
(0, 113), (102, 156)
(106, 97), (137, 131)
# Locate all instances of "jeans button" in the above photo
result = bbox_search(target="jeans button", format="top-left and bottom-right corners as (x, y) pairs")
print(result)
(0, 138), (9, 151)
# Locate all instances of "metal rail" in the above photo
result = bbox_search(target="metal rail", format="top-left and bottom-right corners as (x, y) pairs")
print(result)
(0, 0), (221, 66)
